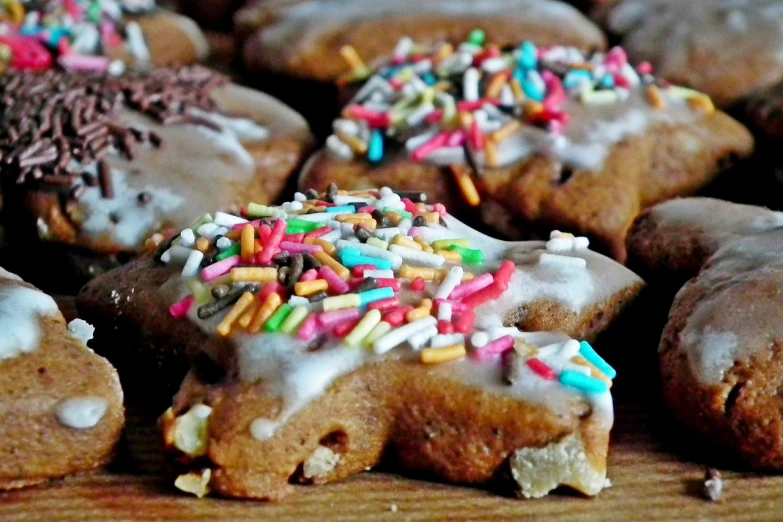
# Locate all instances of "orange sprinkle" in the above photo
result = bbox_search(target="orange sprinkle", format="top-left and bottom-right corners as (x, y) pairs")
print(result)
(645, 85), (666, 110)
(491, 120), (521, 143)
(486, 73), (508, 99)
(510, 77), (525, 102)
(484, 138), (499, 168)
(306, 237), (337, 256)
(238, 302), (259, 329)
(314, 250), (350, 279)
(421, 344), (466, 364)
(687, 95), (714, 114)
(248, 292), (282, 334)
(216, 292), (255, 337)
(295, 279), (329, 296)
(450, 164), (481, 207)
(195, 237), (210, 253)
(241, 224), (255, 262)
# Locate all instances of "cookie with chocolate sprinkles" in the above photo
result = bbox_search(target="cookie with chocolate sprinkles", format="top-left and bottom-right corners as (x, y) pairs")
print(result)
(0, 65), (314, 292)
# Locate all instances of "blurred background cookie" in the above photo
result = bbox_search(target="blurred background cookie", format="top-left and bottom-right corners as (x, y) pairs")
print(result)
(0, 66), (314, 292)
(0, 268), (124, 490)
(239, 0), (606, 136)
(596, 0), (783, 108)
(0, 0), (209, 73)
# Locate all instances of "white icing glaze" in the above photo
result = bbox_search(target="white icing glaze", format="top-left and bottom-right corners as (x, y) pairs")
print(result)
(0, 282), (59, 362)
(68, 318), (96, 345)
(56, 396), (109, 429)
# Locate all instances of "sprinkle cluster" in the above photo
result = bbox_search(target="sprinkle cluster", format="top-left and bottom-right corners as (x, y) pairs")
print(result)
(328, 31), (715, 175)
(0, 66), (225, 197)
(161, 185), (616, 396)
(0, 0), (156, 76)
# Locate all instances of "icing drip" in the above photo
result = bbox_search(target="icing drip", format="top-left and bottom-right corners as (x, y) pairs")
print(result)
(0, 283), (59, 361)
(56, 396), (109, 429)
(67, 318), (96, 345)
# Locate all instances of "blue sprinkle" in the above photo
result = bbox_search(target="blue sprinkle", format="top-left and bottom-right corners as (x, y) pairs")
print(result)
(46, 28), (70, 48)
(326, 205), (357, 213)
(518, 41), (538, 70)
(560, 371), (608, 394)
(367, 130), (384, 164)
(578, 341), (617, 379)
(600, 75), (615, 88)
(563, 70), (592, 90)
(422, 72), (437, 85)
(20, 26), (42, 37)
(521, 80), (544, 102)
(340, 250), (392, 270)
(358, 287), (394, 306)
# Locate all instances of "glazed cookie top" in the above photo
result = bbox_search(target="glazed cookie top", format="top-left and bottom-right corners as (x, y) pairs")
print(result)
(600, 0), (783, 106)
(244, 0), (606, 82)
(0, 0), (207, 75)
(325, 33), (716, 181)
(159, 186), (642, 441)
(0, 66), (309, 253)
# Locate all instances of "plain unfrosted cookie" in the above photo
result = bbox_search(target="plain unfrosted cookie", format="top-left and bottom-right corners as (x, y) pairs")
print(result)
(0, 269), (124, 490)
(628, 197), (783, 468)
(596, 0), (783, 107)
(78, 187), (643, 499)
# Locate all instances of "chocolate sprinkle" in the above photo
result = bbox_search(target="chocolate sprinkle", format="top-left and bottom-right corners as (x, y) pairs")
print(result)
(0, 66), (227, 197)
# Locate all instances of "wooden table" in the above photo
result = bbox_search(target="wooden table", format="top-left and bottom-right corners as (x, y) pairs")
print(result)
(2, 300), (782, 521)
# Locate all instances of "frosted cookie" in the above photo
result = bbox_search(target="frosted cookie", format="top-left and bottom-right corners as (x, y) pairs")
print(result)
(627, 198), (783, 468)
(300, 36), (754, 262)
(77, 187), (643, 498)
(596, 0), (783, 107)
(0, 0), (208, 74)
(0, 66), (314, 290)
(238, 0), (605, 135)
(0, 268), (124, 490)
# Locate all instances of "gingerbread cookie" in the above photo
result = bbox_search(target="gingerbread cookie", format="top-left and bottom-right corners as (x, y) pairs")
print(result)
(0, 267), (124, 490)
(596, 0), (783, 108)
(239, 0), (606, 135)
(300, 36), (754, 262)
(77, 186), (643, 499)
(628, 197), (783, 469)
(0, 0), (208, 74)
(0, 66), (314, 291)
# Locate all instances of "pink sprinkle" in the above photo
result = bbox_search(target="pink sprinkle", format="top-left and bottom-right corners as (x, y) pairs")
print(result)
(299, 269), (318, 282)
(169, 295), (194, 319)
(401, 198), (419, 216)
(411, 132), (450, 161)
(260, 282), (283, 300)
(58, 55), (110, 72)
(297, 314), (321, 342)
(352, 264), (376, 277)
(279, 241), (321, 255)
(283, 233), (304, 243)
(410, 277), (426, 292)
(445, 130), (466, 147)
(469, 119), (485, 151)
(304, 227), (330, 240)
(605, 46), (628, 67)
(449, 273), (493, 300)
(319, 308), (362, 328)
(472, 335), (514, 361)
(390, 77), (404, 90)
(637, 61), (653, 75)
(357, 206), (375, 214)
(258, 224), (272, 244)
(201, 255), (240, 282)
(319, 266), (350, 294)
(345, 105), (391, 128)
(425, 109), (444, 124)
(232, 219), (260, 231)
(542, 70), (565, 112)
(408, 228), (423, 238)
(258, 219), (286, 264)
(456, 99), (499, 112)
(433, 203), (447, 217)
(100, 20), (122, 49)
(434, 299), (470, 315)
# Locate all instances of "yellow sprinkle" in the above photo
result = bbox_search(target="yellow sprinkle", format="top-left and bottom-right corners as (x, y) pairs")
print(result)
(323, 293), (361, 312)
(399, 265), (439, 281)
(364, 321), (392, 347)
(8, 0), (24, 24)
(345, 309), (382, 347)
(195, 237), (210, 253)
(510, 77), (526, 102)
(462, 271), (475, 281)
(421, 344), (466, 364)
(280, 305), (309, 334)
(237, 302), (258, 328)
(315, 250), (350, 279)
(248, 292), (281, 334)
(336, 131), (368, 154)
(406, 299), (433, 322)
(392, 234), (421, 250)
(340, 45), (368, 73)
(336, 213), (373, 222)
(254, 239), (263, 253)
(433, 43), (453, 63)
(436, 249), (462, 263)
(486, 73), (508, 99)
(366, 237), (389, 250)
(431, 239), (469, 250)
(413, 236), (434, 253)
(491, 120), (521, 143)
(306, 238), (337, 256)
(450, 164), (481, 207)
(216, 292), (255, 337)
(645, 84), (666, 110)
(385, 211), (402, 226)
(295, 279), (329, 296)
(241, 224), (255, 262)
(458, 111), (474, 129)
(572, 355), (613, 388)
(687, 95), (714, 114)
(231, 267), (278, 283)
(423, 212), (440, 225)
(514, 340), (539, 358)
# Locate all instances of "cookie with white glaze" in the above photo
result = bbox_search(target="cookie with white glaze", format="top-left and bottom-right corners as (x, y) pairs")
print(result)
(0, 268), (124, 490)
(0, 1), (208, 74)
(596, 0), (783, 108)
(77, 187), (643, 499)
(238, 0), (606, 134)
(300, 36), (754, 262)
(628, 197), (783, 468)
(0, 66), (314, 291)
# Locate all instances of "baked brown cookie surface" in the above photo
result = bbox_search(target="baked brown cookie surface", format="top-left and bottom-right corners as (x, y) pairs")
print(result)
(0, 1), (208, 73)
(596, 0), (783, 108)
(0, 66), (313, 290)
(77, 188), (643, 499)
(628, 198), (783, 468)
(300, 37), (754, 262)
(0, 268), (124, 490)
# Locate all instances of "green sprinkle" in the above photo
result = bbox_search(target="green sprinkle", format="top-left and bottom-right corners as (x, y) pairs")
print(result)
(432, 238), (469, 250)
(447, 245), (484, 265)
(215, 243), (240, 261)
(280, 305), (309, 334)
(265, 304), (293, 333)
(186, 280), (212, 305)
(286, 219), (322, 232)
(188, 214), (214, 231)
(384, 207), (412, 219)
(468, 29), (485, 46)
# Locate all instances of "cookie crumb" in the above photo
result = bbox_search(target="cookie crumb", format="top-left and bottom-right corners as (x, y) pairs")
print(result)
(703, 467), (723, 501)
(390, 504), (398, 513)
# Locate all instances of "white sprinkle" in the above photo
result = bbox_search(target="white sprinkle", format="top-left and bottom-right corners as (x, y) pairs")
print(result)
(319, 229), (342, 243)
(374, 316), (438, 354)
(408, 325), (439, 351)
(178, 228), (196, 248)
(471, 331), (490, 348)
(363, 269), (394, 279)
(196, 222), (219, 238)
(481, 57), (509, 74)
(389, 244), (445, 268)
(374, 228), (401, 242)
(464, 67), (481, 102)
(430, 333), (464, 349)
(216, 237), (233, 250)
(161, 245), (192, 265)
(125, 21), (151, 64)
(333, 195), (374, 205)
(573, 236), (590, 250)
(213, 211), (248, 228)
(434, 266), (463, 300)
(546, 237), (574, 253)
(182, 250), (205, 278)
(327, 134), (355, 161)
(437, 302), (452, 322)
(294, 192), (307, 202)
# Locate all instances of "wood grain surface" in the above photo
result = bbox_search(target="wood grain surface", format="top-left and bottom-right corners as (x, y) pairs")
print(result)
(3, 298), (781, 521)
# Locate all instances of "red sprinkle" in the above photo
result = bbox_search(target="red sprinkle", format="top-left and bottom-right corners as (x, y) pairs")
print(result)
(401, 198), (419, 216)
(461, 283), (508, 309)
(410, 277), (426, 292)
(469, 119), (485, 151)
(283, 232), (304, 243)
(368, 296), (399, 312)
(453, 309), (476, 334)
(260, 282), (283, 300)
(437, 320), (454, 335)
(493, 261), (515, 287)
(376, 278), (401, 291)
(304, 227), (330, 240)
(527, 358), (556, 380)
(352, 264), (376, 277)
(384, 306), (414, 327)
(258, 224), (272, 244)
(333, 317), (362, 338)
